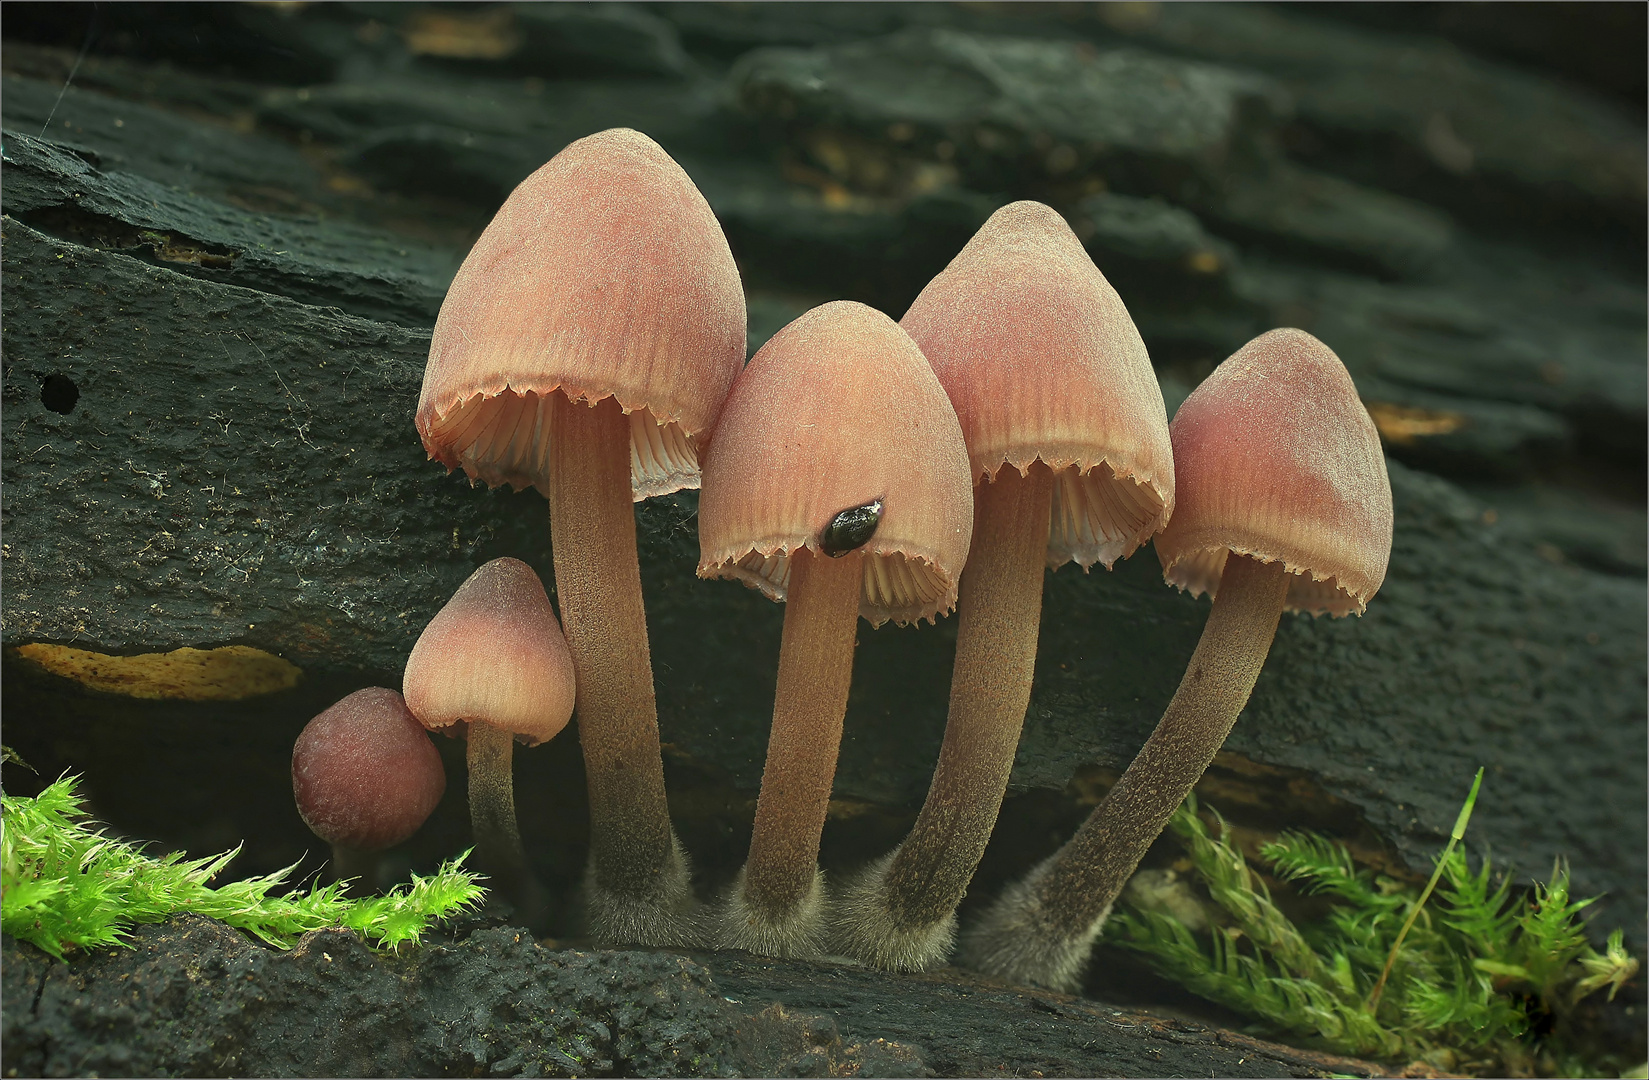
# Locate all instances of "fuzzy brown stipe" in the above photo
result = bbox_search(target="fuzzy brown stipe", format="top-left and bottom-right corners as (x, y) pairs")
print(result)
(718, 550), (863, 957)
(466, 721), (527, 874)
(546, 394), (698, 944)
(961, 555), (1287, 989)
(832, 464), (1054, 969)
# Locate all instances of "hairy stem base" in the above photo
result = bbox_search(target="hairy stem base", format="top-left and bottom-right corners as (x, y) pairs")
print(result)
(739, 549), (863, 933)
(546, 393), (678, 923)
(962, 554), (1289, 987)
(879, 466), (1053, 939)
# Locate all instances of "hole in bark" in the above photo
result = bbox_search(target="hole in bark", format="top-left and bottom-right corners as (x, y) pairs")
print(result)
(41, 373), (79, 414)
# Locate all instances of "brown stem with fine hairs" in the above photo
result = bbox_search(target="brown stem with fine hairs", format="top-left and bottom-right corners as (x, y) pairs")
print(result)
(545, 393), (675, 905)
(882, 464), (1054, 929)
(741, 548), (865, 920)
(1037, 553), (1289, 937)
(468, 719), (550, 928)
(961, 554), (1289, 989)
(329, 844), (377, 896)
(466, 720), (526, 881)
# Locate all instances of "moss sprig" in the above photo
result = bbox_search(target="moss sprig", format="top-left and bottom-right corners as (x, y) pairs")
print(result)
(2, 774), (484, 959)
(1104, 776), (1641, 1077)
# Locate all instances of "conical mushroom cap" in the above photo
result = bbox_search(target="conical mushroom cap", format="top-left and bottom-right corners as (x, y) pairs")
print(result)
(403, 558), (576, 745)
(417, 128), (747, 501)
(901, 201), (1174, 569)
(1154, 329), (1393, 617)
(698, 301), (974, 627)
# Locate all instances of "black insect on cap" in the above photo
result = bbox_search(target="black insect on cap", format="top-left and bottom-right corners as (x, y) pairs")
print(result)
(821, 499), (883, 557)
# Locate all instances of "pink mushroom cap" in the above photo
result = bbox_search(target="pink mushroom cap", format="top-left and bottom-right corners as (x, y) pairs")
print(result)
(292, 686), (447, 852)
(1154, 328), (1393, 616)
(416, 127), (747, 500)
(697, 301), (974, 627)
(402, 557), (576, 745)
(901, 200), (1175, 569)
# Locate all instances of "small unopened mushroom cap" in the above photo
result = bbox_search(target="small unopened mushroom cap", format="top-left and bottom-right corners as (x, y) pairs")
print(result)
(403, 557), (576, 744)
(901, 201), (1174, 569)
(292, 687), (446, 852)
(698, 301), (974, 627)
(1154, 329), (1393, 617)
(417, 127), (747, 500)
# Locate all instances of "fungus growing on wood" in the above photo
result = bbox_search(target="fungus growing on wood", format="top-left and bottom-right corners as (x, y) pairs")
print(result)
(403, 557), (574, 919)
(415, 128), (746, 945)
(292, 686), (446, 890)
(831, 201), (1174, 972)
(962, 327), (1393, 992)
(697, 300), (973, 958)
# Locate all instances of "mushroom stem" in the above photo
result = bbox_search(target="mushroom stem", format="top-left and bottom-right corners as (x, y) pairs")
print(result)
(545, 392), (682, 929)
(466, 719), (526, 878)
(468, 720), (552, 928)
(841, 464), (1053, 966)
(1047, 553), (1287, 927)
(963, 553), (1288, 989)
(329, 844), (377, 895)
(736, 548), (864, 944)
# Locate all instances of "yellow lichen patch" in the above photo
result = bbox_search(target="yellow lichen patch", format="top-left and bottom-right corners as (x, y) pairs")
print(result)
(1364, 401), (1466, 445)
(825, 796), (886, 821)
(1098, 2), (1162, 31)
(12, 644), (301, 701)
(401, 9), (519, 59)
(1186, 250), (1223, 274)
(136, 230), (237, 269)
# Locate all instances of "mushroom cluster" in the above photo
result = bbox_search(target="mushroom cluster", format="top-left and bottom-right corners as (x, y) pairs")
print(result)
(414, 127), (745, 946)
(961, 327), (1392, 990)
(289, 128), (1394, 993)
(698, 300), (973, 957)
(291, 556), (574, 920)
(831, 201), (1174, 971)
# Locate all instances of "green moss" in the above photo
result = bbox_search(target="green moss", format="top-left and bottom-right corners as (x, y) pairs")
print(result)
(1105, 776), (1640, 1077)
(2, 774), (484, 958)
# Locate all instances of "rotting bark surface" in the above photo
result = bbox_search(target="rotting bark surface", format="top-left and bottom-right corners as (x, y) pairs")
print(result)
(1, 916), (1392, 1079)
(0, 6), (1643, 1076)
(3, 211), (1641, 951)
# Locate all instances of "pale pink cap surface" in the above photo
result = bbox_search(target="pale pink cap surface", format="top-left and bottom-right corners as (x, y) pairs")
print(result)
(1154, 328), (1393, 617)
(292, 687), (446, 852)
(697, 301), (974, 627)
(403, 557), (576, 745)
(902, 201), (1174, 569)
(417, 128), (747, 501)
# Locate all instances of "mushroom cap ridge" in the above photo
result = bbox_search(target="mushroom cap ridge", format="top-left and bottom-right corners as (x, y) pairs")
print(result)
(403, 557), (576, 745)
(697, 301), (974, 627)
(417, 127), (747, 500)
(292, 687), (446, 852)
(902, 200), (1174, 570)
(1154, 328), (1393, 617)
